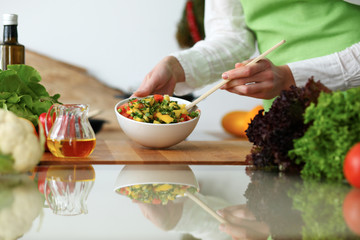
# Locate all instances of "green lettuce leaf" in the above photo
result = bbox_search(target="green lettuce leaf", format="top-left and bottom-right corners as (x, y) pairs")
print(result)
(0, 65), (61, 126)
(289, 87), (360, 181)
(7, 64), (42, 84)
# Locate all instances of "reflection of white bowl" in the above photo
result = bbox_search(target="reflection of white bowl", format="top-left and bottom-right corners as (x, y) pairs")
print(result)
(114, 96), (200, 149)
(113, 165), (199, 192)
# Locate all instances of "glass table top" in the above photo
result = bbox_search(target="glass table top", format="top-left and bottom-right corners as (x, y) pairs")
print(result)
(1, 164), (359, 240)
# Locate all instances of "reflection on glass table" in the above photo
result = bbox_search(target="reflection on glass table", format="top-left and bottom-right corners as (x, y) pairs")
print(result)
(114, 165), (199, 205)
(2, 165), (359, 239)
(114, 165), (360, 240)
(114, 165), (233, 240)
(43, 165), (95, 216)
(0, 174), (43, 240)
(219, 169), (360, 240)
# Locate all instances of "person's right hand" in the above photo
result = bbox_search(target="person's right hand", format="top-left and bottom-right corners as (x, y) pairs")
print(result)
(220, 59), (295, 100)
(132, 56), (185, 98)
(217, 204), (270, 240)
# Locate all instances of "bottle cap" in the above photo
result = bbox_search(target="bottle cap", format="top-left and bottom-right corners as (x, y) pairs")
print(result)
(3, 14), (18, 25)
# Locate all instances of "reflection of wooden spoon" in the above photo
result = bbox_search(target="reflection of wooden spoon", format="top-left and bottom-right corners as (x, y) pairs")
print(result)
(185, 40), (286, 111)
(185, 190), (228, 224)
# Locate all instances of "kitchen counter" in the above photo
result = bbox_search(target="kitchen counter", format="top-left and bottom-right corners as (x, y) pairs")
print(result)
(1, 128), (359, 240)
(40, 138), (252, 165)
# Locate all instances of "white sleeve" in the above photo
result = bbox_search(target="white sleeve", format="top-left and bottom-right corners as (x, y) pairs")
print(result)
(288, 42), (360, 91)
(171, 0), (256, 95)
(343, 0), (360, 5)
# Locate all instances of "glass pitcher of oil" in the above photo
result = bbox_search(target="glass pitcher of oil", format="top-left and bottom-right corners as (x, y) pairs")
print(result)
(45, 104), (96, 158)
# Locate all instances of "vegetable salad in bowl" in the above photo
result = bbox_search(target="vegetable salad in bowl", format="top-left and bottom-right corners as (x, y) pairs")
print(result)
(114, 165), (200, 204)
(117, 183), (197, 205)
(114, 95), (201, 148)
(116, 94), (199, 124)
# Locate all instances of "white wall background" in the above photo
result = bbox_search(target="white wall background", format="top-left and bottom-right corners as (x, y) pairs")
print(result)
(1, 0), (184, 91)
(1, 0), (261, 137)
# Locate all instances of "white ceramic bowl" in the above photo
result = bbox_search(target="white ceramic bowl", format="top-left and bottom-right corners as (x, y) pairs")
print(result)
(113, 165), (199, 193)
(114, 96), (200, 148)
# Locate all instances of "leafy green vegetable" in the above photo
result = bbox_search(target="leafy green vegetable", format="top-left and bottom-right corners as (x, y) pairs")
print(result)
(0, 65), (61, 126)
(245, 78), (331, 171)
(189, 111), (199, 118)
(289, 87), (360, 181)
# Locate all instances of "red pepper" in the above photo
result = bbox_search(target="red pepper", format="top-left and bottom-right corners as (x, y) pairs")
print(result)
(39, 112), (51, 151)
(152, 198), (162, 205)
(122, 112), (131, 118)
(118, 103), (131, 117)
(180, 114), (191, 122)
(154, 94), (164, 102)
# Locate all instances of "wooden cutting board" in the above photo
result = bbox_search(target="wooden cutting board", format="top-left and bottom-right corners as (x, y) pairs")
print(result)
(40, 140), (252, 165)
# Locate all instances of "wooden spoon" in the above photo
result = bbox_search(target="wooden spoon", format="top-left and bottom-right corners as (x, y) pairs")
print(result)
(185, 190), (228, 224)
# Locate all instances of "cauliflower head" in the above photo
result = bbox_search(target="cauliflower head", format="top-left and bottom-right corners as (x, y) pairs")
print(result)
(0, 109), (44, 173)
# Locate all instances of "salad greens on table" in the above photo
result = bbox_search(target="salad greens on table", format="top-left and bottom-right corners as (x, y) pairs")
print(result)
(290, 86), (360, 181)
(245, 78), (331, 172)
(246, 77), (360, 182)
(0, 64), (61, 127)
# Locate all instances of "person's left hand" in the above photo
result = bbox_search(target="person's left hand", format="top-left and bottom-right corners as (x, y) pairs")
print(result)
(217, 204), (270, 240)
(220, 59), (295, 99)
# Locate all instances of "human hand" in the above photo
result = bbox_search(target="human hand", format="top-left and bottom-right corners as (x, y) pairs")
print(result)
(217, 204), (270, 240)
(132, 56), (185, 98)
(220, 59), (295, 100)
(135, 199), (184, 231)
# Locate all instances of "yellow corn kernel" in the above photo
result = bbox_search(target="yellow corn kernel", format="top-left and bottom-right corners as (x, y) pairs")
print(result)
(156, 112), (174, 124)
(173, 109), (182, 118)
(134, 117), (144, 122)
(172, 188), (180, 195)
(134, 109), (142, 115)
(179, 105), (188, 114)
(132, 102), (140, 109)
(155, 184), (173, 192)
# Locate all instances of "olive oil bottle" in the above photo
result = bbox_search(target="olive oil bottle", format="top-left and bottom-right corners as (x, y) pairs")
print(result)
(0, 14), (25, 70)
